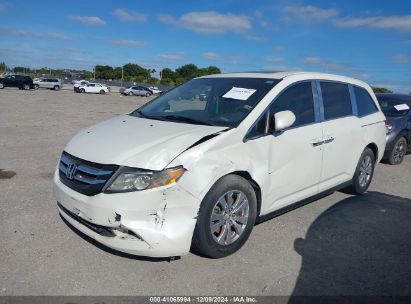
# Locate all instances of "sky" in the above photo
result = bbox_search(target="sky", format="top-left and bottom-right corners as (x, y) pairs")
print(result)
(0, 0), (410, 92)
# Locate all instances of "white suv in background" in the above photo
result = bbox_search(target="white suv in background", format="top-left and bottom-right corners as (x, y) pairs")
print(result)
(54, 72), (386, 258)
(79, 83), (110, 94)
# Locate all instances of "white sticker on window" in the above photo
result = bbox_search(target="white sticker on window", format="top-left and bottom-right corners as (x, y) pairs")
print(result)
(394, 104), (410, 111)
(222, 87), (256, 101)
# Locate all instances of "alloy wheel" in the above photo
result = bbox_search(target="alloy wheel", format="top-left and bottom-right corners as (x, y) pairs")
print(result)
(210, 190), (249, 245)
(359, 155), (372, 187)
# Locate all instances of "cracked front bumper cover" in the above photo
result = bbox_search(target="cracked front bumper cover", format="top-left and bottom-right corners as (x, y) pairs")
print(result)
(54, 169), (200, 258)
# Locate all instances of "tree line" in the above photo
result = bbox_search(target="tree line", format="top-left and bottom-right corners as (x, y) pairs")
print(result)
(0, 61), (221, 86)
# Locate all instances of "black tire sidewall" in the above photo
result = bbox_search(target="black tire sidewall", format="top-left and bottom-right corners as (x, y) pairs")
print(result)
(54, 85), (60, 91)
(389, 137), (407, 165)
(352, 148), (375, 194)
(192, 175), (257, 258)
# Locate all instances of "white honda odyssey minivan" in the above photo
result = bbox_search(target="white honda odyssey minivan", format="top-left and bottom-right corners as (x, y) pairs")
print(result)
(54, 72), (386, 258)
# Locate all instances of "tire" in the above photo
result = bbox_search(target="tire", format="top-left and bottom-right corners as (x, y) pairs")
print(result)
(54, 85), (60, 91)
(191, 175), (257, 258)
(34, 84), (39, 89)
(344, 148), (376, 195)
(80, 88), (85, 93)
(100, 90), (106, 94)
(0, 83), (4, 89)
(128, 91), (134, 96)
(23, 84), (30, 90)
(388, 137), (407, 165)
(145, 92), (150, 97)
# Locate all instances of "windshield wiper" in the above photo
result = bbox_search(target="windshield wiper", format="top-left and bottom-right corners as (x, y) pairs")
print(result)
(159, 115), (213, 126)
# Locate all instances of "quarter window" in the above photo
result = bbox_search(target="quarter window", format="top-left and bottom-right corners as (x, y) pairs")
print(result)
(354, 86), (378, 116)
(320, 82), (352, 120)
(269, 82), (315, 128)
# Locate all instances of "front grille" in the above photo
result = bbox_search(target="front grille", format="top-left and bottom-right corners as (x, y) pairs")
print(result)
(59, 151), (118, 196)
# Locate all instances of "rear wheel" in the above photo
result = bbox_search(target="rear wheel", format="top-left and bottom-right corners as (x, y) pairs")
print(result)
(344, 148), (375, 195)
(0, 83), (4, 89)
(23, 84), (30, 90)
(191, 175), (257, 258)
(388, 137), (407, 165)
(34, 84), (39, 89)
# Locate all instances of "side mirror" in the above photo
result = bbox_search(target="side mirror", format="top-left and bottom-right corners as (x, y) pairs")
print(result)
(273, 110), (296, 131)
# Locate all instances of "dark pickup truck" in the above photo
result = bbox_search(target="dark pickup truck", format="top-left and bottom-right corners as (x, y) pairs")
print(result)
(0, 74), (34, 90)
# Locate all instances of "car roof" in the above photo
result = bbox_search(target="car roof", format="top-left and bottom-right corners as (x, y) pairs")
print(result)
(199, 71), (369, 87)
(376, 93), (411, 101)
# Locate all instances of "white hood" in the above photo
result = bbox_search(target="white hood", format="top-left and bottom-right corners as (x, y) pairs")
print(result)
(64, 115), (226, 170)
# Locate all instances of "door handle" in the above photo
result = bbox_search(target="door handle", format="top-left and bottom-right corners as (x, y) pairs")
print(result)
(323, 136), (335, 144)
(311, 139), (324, 147)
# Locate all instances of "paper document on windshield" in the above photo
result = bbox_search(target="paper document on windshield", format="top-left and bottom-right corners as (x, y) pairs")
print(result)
(394, 104), (410, 111)
(223, 87), (256, 100)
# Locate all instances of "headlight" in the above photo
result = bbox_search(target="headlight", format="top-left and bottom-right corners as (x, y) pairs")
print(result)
(104, 166), (185, 193)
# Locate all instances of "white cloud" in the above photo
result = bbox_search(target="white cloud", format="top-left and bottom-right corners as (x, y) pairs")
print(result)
(110, 39), (147, 48)
(158, 11), (251, 34)
(158, 52), (186, 60)
(265, 56), (285, 64)
(334, 15), (411, 33)
(35, 32), (70, 41)
(283, 5), (338, 23)
(302, 56), (349, 71)
(69, 16), (106, 25)
(202, 52), (221, 61)
(0, 27), (70, 40)
(113, 9), (147, 22)
(393, 54), (411, 64)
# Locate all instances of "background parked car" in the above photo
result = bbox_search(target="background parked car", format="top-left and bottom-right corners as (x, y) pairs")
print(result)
(119, 85), (152, 97)
(148, 86), (162, 94)
(376, 93), (411, 165)
(79, 83), (110, 94)
(73, 80), (89, 93)
(34, 78), (63, 90)
(0, 74), (34, 90)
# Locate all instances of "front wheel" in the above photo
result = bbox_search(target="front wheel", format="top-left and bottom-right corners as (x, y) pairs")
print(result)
(80, 88), (85, 93)
(100, 90), (106, 94)
(34, 84), (39, 89)
(145, 92), (150, 97)
(191, 175), (257, 258)
(54, 85), (60, 91)
(0, 83), (4, 89)
(128, 91), (134, 96)
(388, 137), (407, 165)
(23, 84), (30, 90)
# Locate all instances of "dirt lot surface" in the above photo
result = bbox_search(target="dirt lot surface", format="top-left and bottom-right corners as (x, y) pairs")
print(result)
(1, 88), (410, 296)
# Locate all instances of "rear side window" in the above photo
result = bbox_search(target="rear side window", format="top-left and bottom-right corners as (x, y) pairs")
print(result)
(320, 82), (352, 120)
(354, 86), (378, 116)
(269, 82), (315, 127)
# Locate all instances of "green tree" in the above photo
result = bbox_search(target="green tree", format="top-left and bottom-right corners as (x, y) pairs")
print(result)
(160, 68), (175, 81)
(123, 63), (150, 79)
(175, 64), (199, 80)
(372, 87), (393, 93)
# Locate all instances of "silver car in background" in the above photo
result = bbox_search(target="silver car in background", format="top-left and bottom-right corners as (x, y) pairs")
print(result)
(119, 85), (152, 97)
(34, 78), (63, 90)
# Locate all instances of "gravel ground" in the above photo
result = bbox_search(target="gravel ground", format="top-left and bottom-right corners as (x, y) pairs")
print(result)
(0, 88), (410, 296)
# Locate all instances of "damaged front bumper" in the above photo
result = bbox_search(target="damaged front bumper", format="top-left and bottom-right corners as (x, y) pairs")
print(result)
(53, 169), (200, 257)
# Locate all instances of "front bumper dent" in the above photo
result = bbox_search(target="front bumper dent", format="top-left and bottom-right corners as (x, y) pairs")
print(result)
(54, 169), (200, 257)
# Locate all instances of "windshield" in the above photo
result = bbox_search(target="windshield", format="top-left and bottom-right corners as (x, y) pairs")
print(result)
(377, 97), (411, 117)
(131, 77), (280, 127)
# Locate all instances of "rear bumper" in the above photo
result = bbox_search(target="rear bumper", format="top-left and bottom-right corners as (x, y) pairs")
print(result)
(54, 169), (200, 257)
